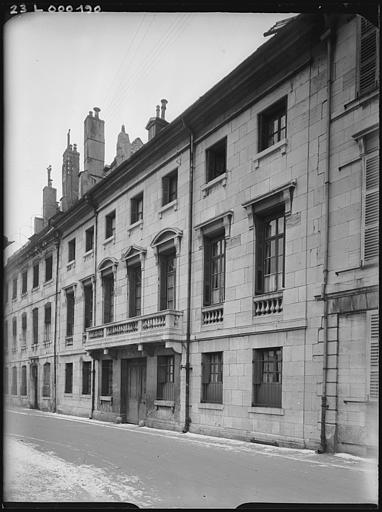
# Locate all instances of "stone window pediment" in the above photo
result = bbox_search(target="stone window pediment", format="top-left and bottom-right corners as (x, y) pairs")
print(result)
(98, 257), (118, 276)
(194, 210), (233, 249)
(122, 245), (147, 269)
(151, 228), (183, 262)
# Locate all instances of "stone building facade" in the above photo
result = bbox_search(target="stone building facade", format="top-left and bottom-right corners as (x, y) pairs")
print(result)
(4, 13), (379, 456)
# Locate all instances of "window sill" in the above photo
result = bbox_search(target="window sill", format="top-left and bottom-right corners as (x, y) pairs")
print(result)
(198, 403), (224, 410)
(21, 292), (28, 298)
(248, 406), (284, 415)
(154, 400), (175, 408)
(65, 336), (73, 346)
(42, 396), (51, 399)
(100, 395), (113, 402)
(31, 344), (38, 351)
(83, 250), (94, 262)
(103, 235), (115, 247)
(343, 396), (368, 404)
(67, 261), (76, 271)
(64, 393), (73, 397)
(201, 172), (227, 198)
(252, 138), (287, 170)
(43, 340), (51, 347)
(158, 199), (178, 218)
(128, 219), (143, 236)
(44, 279), (54, 287)
(31, 286), (40, 293)
(344, 88), (379, 111)
(20, 345), (27, 351)
(80, 394), (91, 399)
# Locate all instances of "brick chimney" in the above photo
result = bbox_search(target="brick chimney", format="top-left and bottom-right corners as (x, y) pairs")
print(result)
(61, 130), (80, 211)
(79, 107), (105, 197)
(43, 165), (58, 225)
(145, 99), (169, 141)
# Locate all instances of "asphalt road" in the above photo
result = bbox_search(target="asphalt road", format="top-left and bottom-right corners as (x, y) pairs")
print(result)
(4, 408), (377, 508)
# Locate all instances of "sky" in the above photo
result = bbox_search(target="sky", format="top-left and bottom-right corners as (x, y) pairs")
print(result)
(4, 11), (294, 260)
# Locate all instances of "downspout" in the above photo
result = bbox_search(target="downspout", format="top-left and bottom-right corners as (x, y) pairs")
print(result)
(85, 193), (98, 419)
(52, 230), (61, 413)
(319, 16), (335, 453)
(181, 117), (195, 433)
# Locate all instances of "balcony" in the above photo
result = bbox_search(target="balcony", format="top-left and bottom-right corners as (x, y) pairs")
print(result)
(253, 292), (283, 316)
(85, 310), (184, 350)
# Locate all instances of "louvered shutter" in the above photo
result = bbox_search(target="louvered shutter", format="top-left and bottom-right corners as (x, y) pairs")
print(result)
(359, 17), (378, 96)
(203, 238), (211, 306)
(363, 152), (379, 261)
(255, 217), (265, 294)
(369, 312), (379, 400)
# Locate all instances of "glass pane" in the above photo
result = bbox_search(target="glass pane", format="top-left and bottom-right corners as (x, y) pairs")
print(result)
(278, 217), (284, 233)
(270, 256), (276, 274)
(270, 240), (276, 257)
(278, 237), (284, 255)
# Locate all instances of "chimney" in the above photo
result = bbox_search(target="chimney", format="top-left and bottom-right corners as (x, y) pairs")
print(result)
(34, 217), (44, 234)
(43, 165), (58, 224)
(145, 99), (169, 141)
(80, 107), (105, 197)
(61, 131), (80, 211)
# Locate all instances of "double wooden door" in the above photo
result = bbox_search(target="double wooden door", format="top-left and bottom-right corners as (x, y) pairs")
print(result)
(121, 358), (147, 424)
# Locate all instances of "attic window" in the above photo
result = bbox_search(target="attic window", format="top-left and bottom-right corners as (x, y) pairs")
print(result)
(206, 138), (227, 183)
(259, 98), (287, 152)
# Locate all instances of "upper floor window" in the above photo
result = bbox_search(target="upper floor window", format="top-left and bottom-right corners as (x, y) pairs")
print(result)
(131, 193), (143, 224)
(204, 233), (225, 306)
(32, 308), (39, 345)
(85, 226), (94, 252)
(12, 317), (17, 351)
(253, 347), (282, 408)
(102, 270), (115, 324)
(12, 277), (17, 300)
(206, 138), (227, 182)
(32, 262), (39, 288)
(358, 17), (379, 97)
(66, 290), (75, 337)
(128, 264), (142, 317)
(157, 355), (175, 401)
(201, 352), (223, 404)
(21, 270), (28, 294)
(68, 238), (76, 262)
(21, 312), (27, 344)
(105, 211), (116, 239)
(83, 280), (94, 330)
(362, 132), (379, 263)
(44, 303), (52, 342)
(259, 97), (287, 151)
(162, 169), (178, 205)
(45, 254), (53, 282)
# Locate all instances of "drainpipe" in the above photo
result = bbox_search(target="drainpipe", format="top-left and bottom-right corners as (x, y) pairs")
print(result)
(319, 16), (335, 454)
(52, 230), (61, 413)
(181, 118), (195, 433)
(85, 193), (98, 419)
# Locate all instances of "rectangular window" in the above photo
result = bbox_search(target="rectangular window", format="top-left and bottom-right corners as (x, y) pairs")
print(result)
(12, 277), (17, 300)
(102, 273), (114, 324)
(21, 270), (28, 294)
(45, 254), (53, 282)
(11, 367), (17, 395)
(162, 170), (178, 205)
(68, 238), (76, 262)
(21, 366), (27, 396)
(12, 317), (17, 351)
(206, 138), (227, 182)
(32, 308), (39, 345)
(33, 262), (39, 288)
(85, 226), (94, 252)
(259, 98), (287, 151)
(253, 348), (282, 408)
(131, 193), (143, 224)
(157, 355), (175, 400)
(66, 290), (75, 337)
(21, 313), (27, 345)
(204, 235), (225, 306)
(44, 303), (52, 342)
(65, 363), (73, 394)
(358, 17), (379, 96)
(362, 133), (379, 262)
(159, 252), (176, 310)
(128, 264), (142, 317)
(101, 360), (113, 396)
(83, 282), (94, 329)
(255, 210), (285, 294)
(82, 361), (92, 395)
(201, 352), (223, 404)
(105, 211), (116, 239)
(43, 363), (51, 397)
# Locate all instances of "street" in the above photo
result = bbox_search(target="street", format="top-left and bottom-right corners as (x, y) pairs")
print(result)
(3, 408), (378, 508)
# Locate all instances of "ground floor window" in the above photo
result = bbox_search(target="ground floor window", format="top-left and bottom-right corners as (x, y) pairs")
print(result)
(101, 360), (113, 396)
(11, 366), (17, 395)
(253, 347), (282, 408)
(65, 362), (73, 394)
(21, 365), (27, 396)
(201, 352), (223, 404)
(82, 361), (92, 395)
(42, 362), (51, 397)
(157, 355), (175, 400)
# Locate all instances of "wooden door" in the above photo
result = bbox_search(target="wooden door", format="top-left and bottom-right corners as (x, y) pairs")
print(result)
(121, 358), (146, 424)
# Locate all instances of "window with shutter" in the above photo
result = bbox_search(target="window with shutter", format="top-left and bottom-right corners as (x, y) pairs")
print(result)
(362, 149), (379, 262)
(358, 17), (379, 96)
(368, 311), (379, 400)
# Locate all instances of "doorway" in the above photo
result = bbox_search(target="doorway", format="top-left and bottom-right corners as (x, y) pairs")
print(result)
(121, 358), (147, 424)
